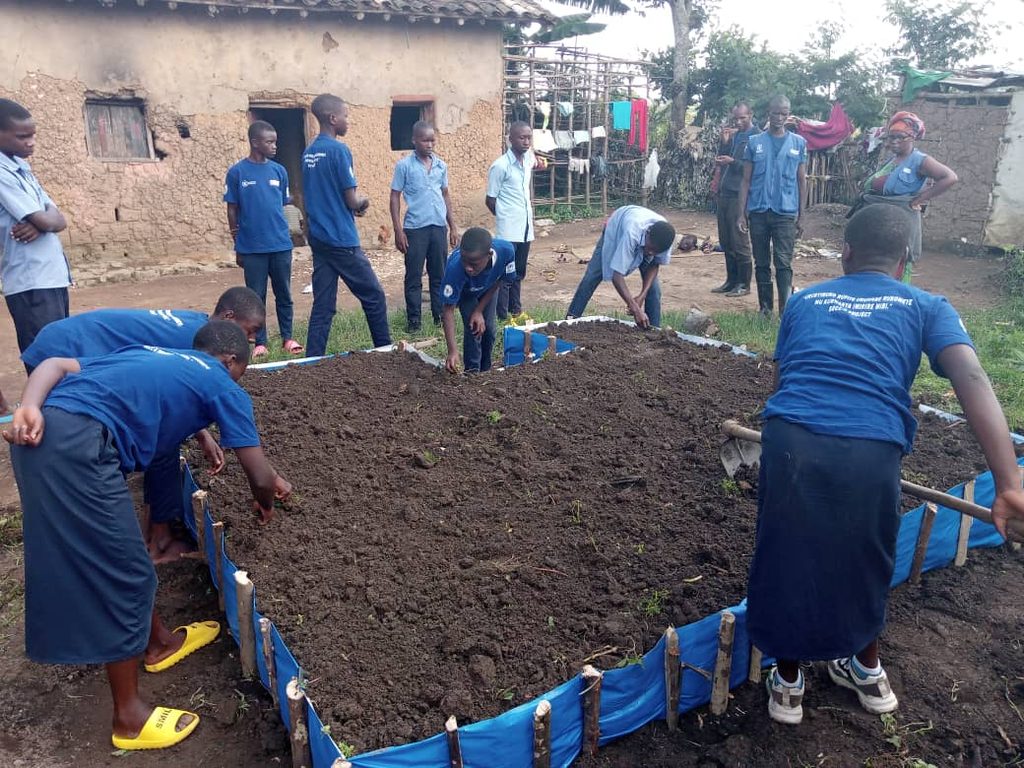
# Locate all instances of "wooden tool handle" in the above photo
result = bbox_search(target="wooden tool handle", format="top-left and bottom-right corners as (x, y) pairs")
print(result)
(721, 420), (1024, 542)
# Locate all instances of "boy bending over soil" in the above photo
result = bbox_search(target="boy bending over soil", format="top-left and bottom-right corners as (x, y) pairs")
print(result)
(747, 204), (1024, 725)
(4, 321), (292, 751)
(441, 227), (518, 373)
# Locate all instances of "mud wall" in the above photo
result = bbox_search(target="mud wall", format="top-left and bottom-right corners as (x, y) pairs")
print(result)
(0, 0), (504, 276)
(907, 93), (1011, 252)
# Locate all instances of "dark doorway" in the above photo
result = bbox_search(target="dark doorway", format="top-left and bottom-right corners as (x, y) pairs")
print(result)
(249, 106), (308, 215)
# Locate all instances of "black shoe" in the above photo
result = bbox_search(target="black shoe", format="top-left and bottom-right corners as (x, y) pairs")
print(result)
(725, 285), (750, 297)
(710, 281), (734, 294)
(407, 322), (422, 333)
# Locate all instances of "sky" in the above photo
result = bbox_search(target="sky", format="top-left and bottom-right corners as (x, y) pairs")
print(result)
(538, 0), (1024, 71)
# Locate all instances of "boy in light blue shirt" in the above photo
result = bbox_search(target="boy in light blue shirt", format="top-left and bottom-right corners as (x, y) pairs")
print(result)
(225, 120), (300, 357)
(0, 99), (72, 359)
(390, 121), (458, 332)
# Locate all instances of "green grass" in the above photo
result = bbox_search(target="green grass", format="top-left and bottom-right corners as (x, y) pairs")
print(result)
(260, 298), (1024, 431)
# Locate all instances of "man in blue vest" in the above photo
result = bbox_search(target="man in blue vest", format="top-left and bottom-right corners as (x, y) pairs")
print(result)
(737, 95), (807, 315)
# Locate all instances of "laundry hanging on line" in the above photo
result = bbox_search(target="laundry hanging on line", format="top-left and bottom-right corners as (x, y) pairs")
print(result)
(554, 130), (575, 150)
(572, 130), (590, 145)
(532, 129), (557, 153)
(629, 99), (649, 153)
(536, 102), (551, 130)
(611, 101), (631, 130)
(591, 126), (607, 139)
(556, 102), (574, 117)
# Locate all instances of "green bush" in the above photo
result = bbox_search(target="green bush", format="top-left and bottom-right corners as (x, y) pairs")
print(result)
(1003, 247), (1024, 298)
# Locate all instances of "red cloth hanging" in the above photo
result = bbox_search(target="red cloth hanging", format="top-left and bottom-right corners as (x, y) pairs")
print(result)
(628, 99), (648, 153)
(794, 102), (854, 151)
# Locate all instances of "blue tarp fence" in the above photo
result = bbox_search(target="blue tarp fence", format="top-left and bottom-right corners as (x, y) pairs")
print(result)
(179, 320), (1023, 767)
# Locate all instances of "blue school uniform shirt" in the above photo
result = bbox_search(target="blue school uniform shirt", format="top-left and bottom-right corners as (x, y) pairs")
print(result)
(44, 346), (260, 473)
(391, 153), (449, 230)
(764, 272), (974, 454)
(441, 239), (517, 305)
(743, 130), (807, 216)
(22, 308), (209, 369)
(0, 152), (72, 296)
(600, 206), (672, 281)
(302, 135), (359, 248)
(223, 158), (292, 254)
(486, 149), (535, 243)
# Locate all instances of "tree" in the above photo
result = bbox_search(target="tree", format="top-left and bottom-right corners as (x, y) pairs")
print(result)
(554, 0), (710, 135)
(885, 0), (990, 70)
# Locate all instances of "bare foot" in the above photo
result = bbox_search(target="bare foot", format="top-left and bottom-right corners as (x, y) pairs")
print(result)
(150, 538), (194, 565)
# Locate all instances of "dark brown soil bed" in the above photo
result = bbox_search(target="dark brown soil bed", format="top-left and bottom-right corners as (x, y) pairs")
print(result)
(200, 321), (1005, 756)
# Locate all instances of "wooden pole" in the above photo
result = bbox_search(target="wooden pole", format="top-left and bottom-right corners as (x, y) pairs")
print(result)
(910, 503), (938, 585)
(331, 762), (352, 768)
(522, 330), (532, 361)
(546, 335), (558, 358)
(748, 645), (763, 684)
(212, 521), (226, 612)
(286, 678), (312, 768)
(260, 617), (278, 707)
(532, 700), (552, 768)
(710, 611), (736, 716)
(954, 480), (975, 567)
(234, 571), (258, 679)
(445, 716), (463, 768)
(581, 664), (603, 757)
(664, 626), (680, 731)
(191, 489), (207, 555)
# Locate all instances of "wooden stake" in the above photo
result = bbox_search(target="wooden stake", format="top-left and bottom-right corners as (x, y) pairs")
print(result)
(286, 677), (312, 768)
(710, 611), (736, 716)
(191, 489), (207, 555)
(522, 330), (532, 360)
(546, 335), (558, 358)
(212, 521), (225, 612)
(234, 571), (257, 679)
(331, 762), (352, 768)
(581, 664), (602, 757)
(748, 645), (763, 684)
(663, 626), (680, 731)
(260, 617), (278, 707)
(910, 503), (938, 585)
(954, 481), (975, 567)
(444, 716), (463, 768)
(532, 700), (552, 768)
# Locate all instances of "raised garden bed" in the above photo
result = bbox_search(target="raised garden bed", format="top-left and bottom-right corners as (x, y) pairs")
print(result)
(195, 321), (1019, 764)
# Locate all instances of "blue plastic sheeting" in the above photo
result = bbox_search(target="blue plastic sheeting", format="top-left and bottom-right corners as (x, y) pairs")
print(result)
(502, 327), (576, 367)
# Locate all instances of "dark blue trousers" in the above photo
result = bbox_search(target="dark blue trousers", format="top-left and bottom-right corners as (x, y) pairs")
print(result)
(404, 225), (448, 329)
(496, 240), (531, 318)
(459, 289), (499, 372)
(6, 287), (70, 368)
(143, 449), (183, 524)
(240, 249), (294, 345)
(306, 238), (392, 356)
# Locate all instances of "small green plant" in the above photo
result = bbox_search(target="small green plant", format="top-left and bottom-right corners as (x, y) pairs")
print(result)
(337, 740), (356, 758)
(485, 410), (504, 424)
(1004, 246), (1024, 297)
(547, 615), (556, 629)
(719, 478), (740, 495)
(423, 449), (438, 464)
(633, 542), (646, 555)
(614, 648), (644, 668)
(569, 499), (584, 525)
(496, 686), (516, 701)
(232, 689), (250, 723)
(638, 588), (669, 617)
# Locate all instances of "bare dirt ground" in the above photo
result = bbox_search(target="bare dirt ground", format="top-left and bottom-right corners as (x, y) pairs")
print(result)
(0, 207), (1009, 767)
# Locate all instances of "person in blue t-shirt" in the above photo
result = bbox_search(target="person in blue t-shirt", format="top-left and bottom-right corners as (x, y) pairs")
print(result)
(302, 93), (392, 355)
(4, 321), (292, 751)
(440, 227), (517, 373)
(390, 120), (459, 332)
(747, 204), (1024, 728)
(737, 94), (807, 316)
(21, 286), (266, 562)
(225, 121), (301, 358)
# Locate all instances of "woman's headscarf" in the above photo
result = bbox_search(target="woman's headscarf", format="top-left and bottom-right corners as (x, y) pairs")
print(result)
(886, 111), (925, 139)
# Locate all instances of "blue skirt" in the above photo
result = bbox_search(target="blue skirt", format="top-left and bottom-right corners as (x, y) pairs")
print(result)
(11, 407), (157, 665)
(746, 418), (901, 661)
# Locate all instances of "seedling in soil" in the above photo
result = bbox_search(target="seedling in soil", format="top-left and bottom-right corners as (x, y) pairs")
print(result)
(638, 588), (669, 617)
(336, 739), (356, 758)
(547, 615), (556, 629)
(719, 478), (740, 495)
(485, 410), (504, 424)
(875, 714), (936, 766)
(496, 686), (516, 701)
(634, 542), (646, 555)
(233, 689), (250, 723)
(415, 449), (440, 468)
(569, 499), (584, 525)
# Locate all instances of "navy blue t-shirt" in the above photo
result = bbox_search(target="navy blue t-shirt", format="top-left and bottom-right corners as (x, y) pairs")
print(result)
(441, 239), (517, 305)
(764, 272), (974, 454)
(224, 159), (292, 254)
(22, 309), (209, 369)
(302, 135), (359, 248)
(45, 346), (261, 473)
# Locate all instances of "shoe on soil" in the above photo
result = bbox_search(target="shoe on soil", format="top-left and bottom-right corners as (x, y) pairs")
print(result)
(766, 667), (804, 725)
(725, 285), (750, 297)
(827, 657), (898, 714)
(710, 281), (734, 294)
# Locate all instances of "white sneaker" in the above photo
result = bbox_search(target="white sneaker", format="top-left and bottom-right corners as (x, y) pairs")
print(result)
(766, 667), (804, 725)
(827, 657), (898, 714)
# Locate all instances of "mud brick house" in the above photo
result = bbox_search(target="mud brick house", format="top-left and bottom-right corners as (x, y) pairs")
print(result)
(0, 0), (552, 277)
(904, 73), (1024, 251)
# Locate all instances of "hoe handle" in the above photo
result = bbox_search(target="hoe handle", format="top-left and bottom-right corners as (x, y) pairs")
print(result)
(721, 420), (1024, 542)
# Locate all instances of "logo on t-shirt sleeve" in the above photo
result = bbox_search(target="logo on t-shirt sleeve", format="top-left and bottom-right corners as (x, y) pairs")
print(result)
(505, 261), (516, 274)
(443, 284), (454, 298)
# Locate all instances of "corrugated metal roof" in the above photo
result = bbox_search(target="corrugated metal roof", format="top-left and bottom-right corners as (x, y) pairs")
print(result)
(78, 0), (554, 24)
